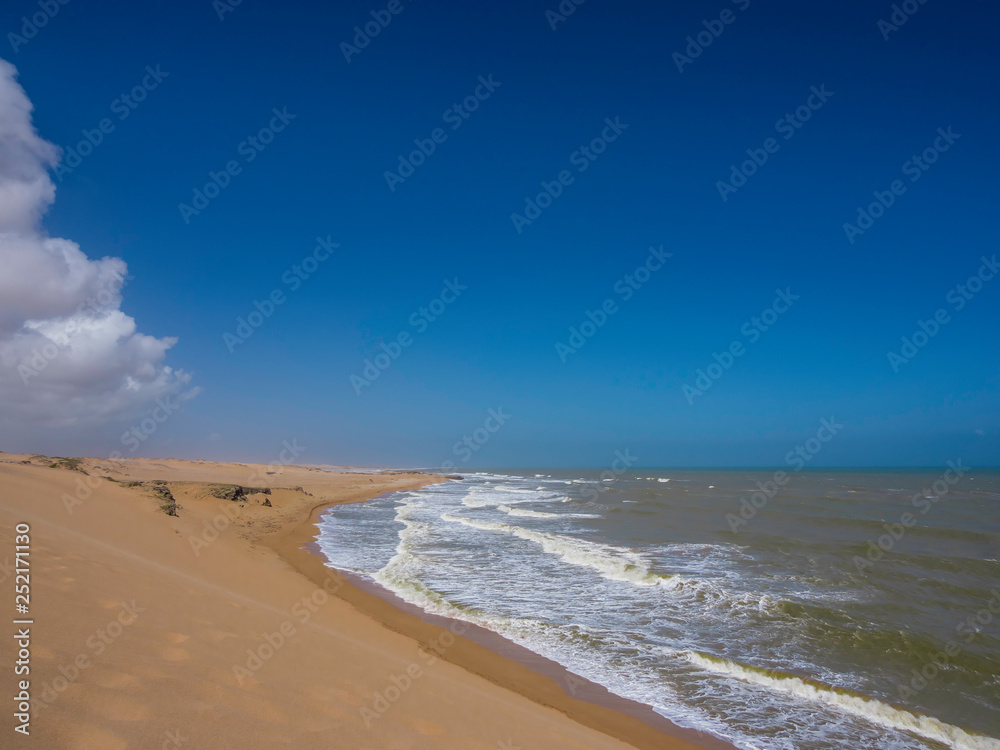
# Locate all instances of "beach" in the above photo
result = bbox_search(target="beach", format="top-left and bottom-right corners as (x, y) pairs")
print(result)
(0, 453), (720, 750)
(317, 469), (1000, 750)
(2, 3), (995, 747)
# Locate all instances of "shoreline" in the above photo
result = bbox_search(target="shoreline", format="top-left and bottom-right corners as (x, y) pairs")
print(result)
(262, 480), (735, 750)
(0, 452), (733, 748)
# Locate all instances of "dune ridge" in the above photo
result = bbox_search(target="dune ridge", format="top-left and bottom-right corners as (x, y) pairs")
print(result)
(0, 452), (723, 749)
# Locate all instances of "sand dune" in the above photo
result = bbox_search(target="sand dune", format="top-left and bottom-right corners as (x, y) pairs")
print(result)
(0, 453), (719, 749)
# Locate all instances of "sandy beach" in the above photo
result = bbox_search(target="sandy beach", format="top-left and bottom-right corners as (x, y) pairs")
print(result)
(3, 6), (995, 747)
(0, 453), (726, 750)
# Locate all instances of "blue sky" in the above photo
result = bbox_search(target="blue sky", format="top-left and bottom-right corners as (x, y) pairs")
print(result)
(1, 0), (998, 467)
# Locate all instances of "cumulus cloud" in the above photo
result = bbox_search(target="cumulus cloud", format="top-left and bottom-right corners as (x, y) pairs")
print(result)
(0, 58), (197, 430)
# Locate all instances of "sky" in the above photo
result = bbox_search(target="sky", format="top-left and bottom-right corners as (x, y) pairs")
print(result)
(0, 0), (997, 469)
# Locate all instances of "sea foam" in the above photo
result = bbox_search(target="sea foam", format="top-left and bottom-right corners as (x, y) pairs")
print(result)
(683, 652), (1000, 750)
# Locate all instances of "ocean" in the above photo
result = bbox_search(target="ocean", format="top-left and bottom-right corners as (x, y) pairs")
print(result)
(314, 469), (1000, 750)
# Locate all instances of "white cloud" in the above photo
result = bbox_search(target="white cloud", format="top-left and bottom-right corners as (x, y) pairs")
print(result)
(0, 58), (198, 430)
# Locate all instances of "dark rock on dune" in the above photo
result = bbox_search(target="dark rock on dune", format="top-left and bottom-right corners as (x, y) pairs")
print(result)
(208, 484), (271, 502)
(48, 457), (88, 474)
(150, 484), (178, 516)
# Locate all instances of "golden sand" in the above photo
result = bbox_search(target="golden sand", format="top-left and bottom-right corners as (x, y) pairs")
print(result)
(0, 453), (725, 749)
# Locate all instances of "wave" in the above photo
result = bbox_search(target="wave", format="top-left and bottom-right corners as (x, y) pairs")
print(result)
(320, 472), (1000, 750)
(773, 600), (1000, 674)
(438, 515), (766, 615)
(441, 514), (838, 621)
(441, 513), (667, 586)
(372, 501), (440, 600)
(461, 483), (556, 509)
(498, 504), (561, 518)
(461, 493), (495, 508)
(683, 652), (1000, 750)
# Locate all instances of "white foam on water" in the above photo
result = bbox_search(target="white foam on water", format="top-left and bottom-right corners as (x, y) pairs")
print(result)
(462, 483), (554, 508)
(438, 519), (778, 617)
(498, 504), (561, 518)
(683, 652), (1000, 750)
(372, 501), (436, 594)
(463, 472), (522, 481)
(461, 493), (495, 508)
(441, 513), (669, 587)
(320, 474), (1000, 750)
(661, 542), (735, 554)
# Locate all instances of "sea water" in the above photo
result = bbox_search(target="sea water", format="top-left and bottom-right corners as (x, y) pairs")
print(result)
(315, 469), (1000, 750)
